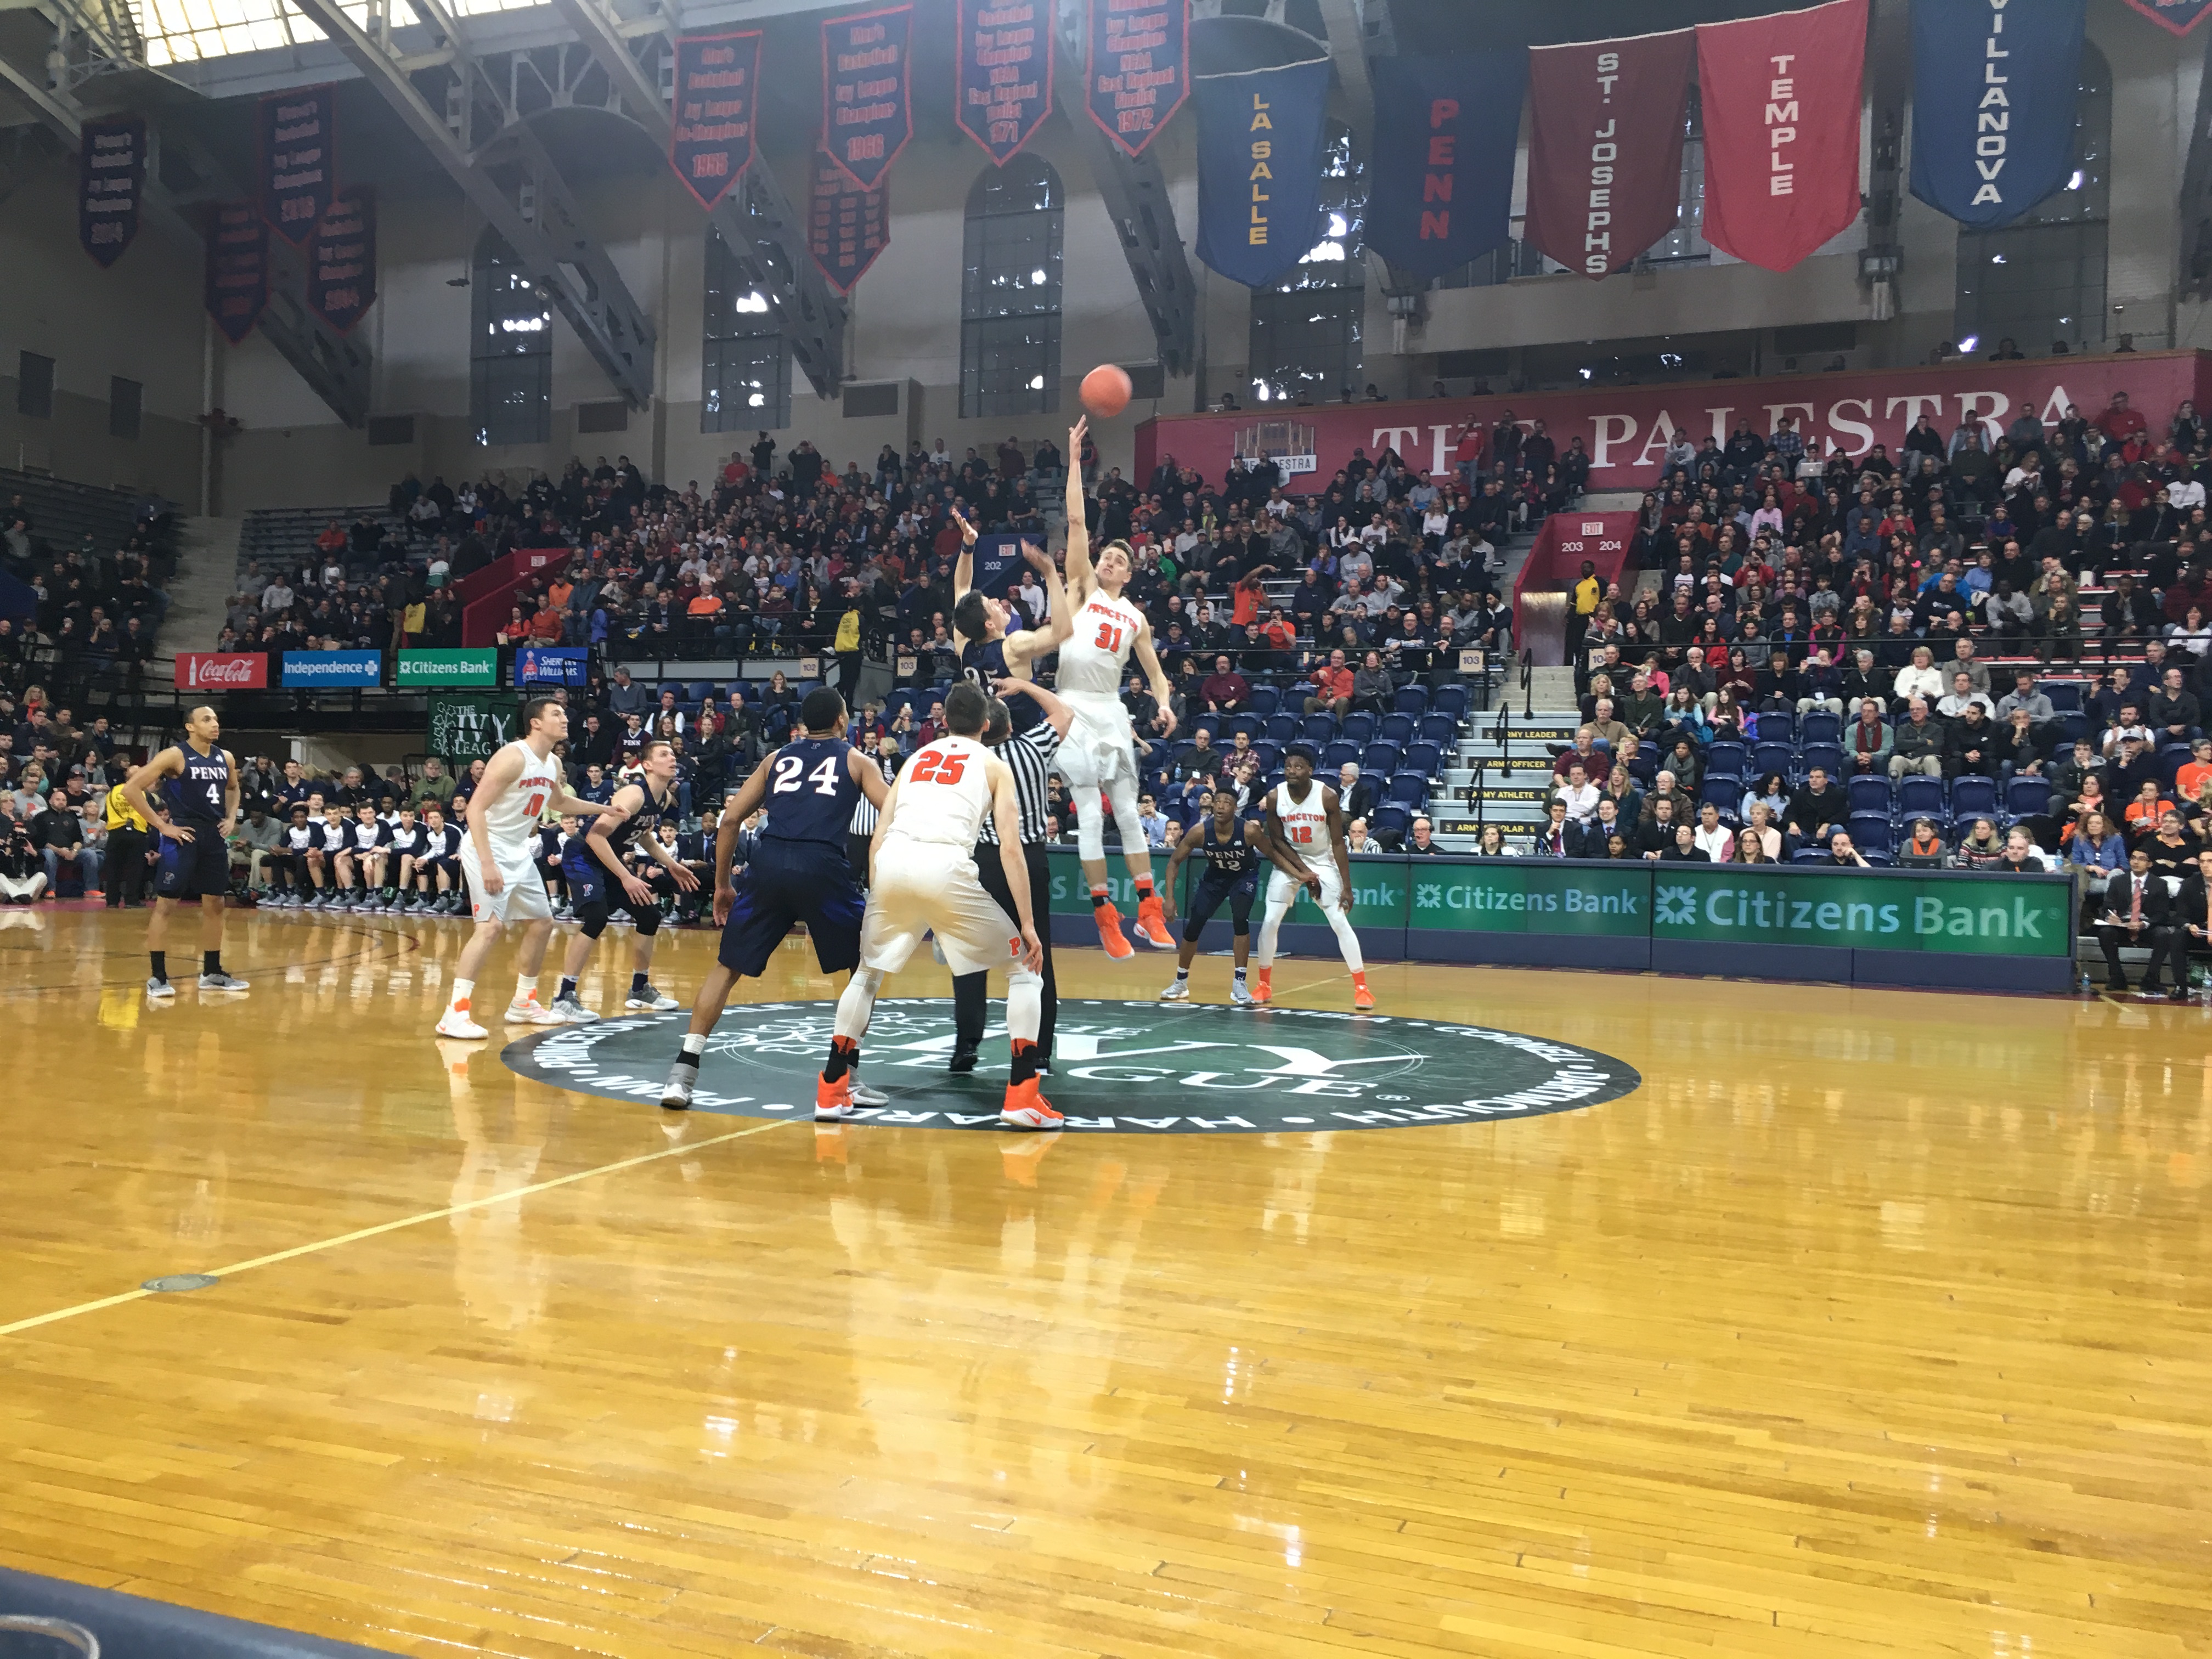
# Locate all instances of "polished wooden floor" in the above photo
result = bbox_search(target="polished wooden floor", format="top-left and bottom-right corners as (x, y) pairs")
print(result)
(3, 904), (2209, 1658)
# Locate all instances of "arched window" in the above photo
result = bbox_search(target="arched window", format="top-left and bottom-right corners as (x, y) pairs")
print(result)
(961, 156), (1063, 418)
(704, 227), (789, 433)
(1248, 120), (1364, 403)
(1954, 43), (2111, 355)
(470, 229), (551, 447)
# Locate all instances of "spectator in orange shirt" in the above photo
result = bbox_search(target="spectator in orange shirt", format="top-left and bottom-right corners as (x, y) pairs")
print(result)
(547, 574), (574, 611)
(1231, 563), (1276, 627)
(529, 600), (563, 642)
(1305, 647), (1354, 717)
(2176, 737), (2212, 801)
(2123, 778), (2168, 836)
(314, 520), (347, 558)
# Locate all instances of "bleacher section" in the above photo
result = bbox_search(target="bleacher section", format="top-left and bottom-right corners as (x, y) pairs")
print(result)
(234, 504), (403, 582)
(0, 466), (139, 560)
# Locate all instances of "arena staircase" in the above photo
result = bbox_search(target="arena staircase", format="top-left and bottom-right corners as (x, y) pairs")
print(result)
(1444, 679), (1583, 850)
(165, 516), (244, 646)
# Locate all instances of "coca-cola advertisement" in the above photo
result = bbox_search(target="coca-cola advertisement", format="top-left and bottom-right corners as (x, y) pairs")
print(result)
(1137, 349), (2212, 495)
(174, 652), (269, 690)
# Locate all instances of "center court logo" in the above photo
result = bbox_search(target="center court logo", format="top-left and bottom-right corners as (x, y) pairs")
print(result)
(504, 998), (1643, 1135)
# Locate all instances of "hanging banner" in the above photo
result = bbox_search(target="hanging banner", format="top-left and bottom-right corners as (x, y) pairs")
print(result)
(78, 113), (146, 269)
(1365, 53), (1528, 281)
(1909, 0), (2085, 230)
(2121, 0), (2212, 35)
(956, 0), (1053, 165)
(1085, 0), (1189, 159)
(205, 203), (268, 346)
(258, 84), (336, 245)
(1193, 59), (1333, 288)
(821, 5), (913, 190)
(670, 30), (760, 210)
(1697, 0), (1866, 272)
(807, 152), (890, 294)
(308, 188), (376, 334)
(1523, 30), (1694, 279)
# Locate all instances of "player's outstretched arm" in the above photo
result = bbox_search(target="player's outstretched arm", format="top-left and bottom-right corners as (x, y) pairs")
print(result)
(1014, 540), (1074, 662)
(1063, 416), (1094, 605)
(121, 747), (185, 841)
(994, 675), (1074, 738)
(1131, 622), (1177, 739)
(1160, 822), (1203, 921)
(548, 762), (619, 819)
(949, 505), (980, 606)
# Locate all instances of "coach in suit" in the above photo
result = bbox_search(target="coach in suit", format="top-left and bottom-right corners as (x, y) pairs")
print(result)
(2098, 847), (2186, 995)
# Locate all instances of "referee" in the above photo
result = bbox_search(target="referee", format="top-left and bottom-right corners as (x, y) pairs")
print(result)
(847, 736), (896, 886)
(951, 676), (1070, 1074)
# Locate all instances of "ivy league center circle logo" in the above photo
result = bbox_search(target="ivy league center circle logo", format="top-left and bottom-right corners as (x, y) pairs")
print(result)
(505, 1000), (1641, 1134)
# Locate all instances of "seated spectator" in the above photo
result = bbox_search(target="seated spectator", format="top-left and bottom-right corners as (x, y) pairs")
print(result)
(1900, 817), (1945, 863)
(1407, 816), (1440, 854)
(1889, 699), (1947, 780)
(2068, 808), (2128, 872)
(1347, 816), (1381, 854)
(1820, 831), (1871, 868)
(1847, 702), (1892, 775)
(1692, 802), (1735, 861)
(2097, 845), (2186, 995)
(1656, 822), (1708, 861)
(1305, 648), (1353, 717)
(30, 788), (97, 897)
(1954, 817), (2007, 868)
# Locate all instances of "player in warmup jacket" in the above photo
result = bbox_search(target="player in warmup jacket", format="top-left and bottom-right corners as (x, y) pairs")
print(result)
(551, 738), (699, 1020)
(1254, 746), (1374, 1010)
(436, 696), (618, 1039)
(119, 703), (249, 995)
(404, 804), (464, 911)
(662, 688), (891, 1110)
(951, 519), (1074, 727)
(1054, 415), (1180, 957)
(333, 802), (394, 910)
(1158, 786), (1297, 1005)
(816, 681), (1053, 1128)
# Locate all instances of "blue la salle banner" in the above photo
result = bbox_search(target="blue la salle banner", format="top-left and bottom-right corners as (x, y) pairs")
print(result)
(1910, 0), (2086, 230)
(1365, 52), (1528, 280)
(283, 650), (381, 687)
(1193, 58), (1333, 289)
(517, 645), (589, 686)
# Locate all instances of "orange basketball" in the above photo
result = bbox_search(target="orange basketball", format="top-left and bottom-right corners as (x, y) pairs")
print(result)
(1080, 363), (1133, 419)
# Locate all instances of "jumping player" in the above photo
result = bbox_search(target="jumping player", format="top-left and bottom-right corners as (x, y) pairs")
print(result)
(1157, 788), (1274, 1006)
(951, 521), (1073, 720)
(550, 739), (699, 1021)
(1057, 414), (1178, 956)
(660, 688), (891, 1110)
(435, 696), (615, 1039)
(119, 703), (249, 995)
(814, 681), (1053, 1128)
(1253, 746), (1373, 1011)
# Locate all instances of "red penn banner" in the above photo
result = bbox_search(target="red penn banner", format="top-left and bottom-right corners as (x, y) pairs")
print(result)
(174, 652), (269, 691)
(1523, 29), (1693, 280)
(670, 31), (760, 210)
(956, 0), (1053, 165)
(1696, 0), (1867, 273)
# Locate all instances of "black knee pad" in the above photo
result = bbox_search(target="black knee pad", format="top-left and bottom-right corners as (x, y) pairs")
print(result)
(632, 902), (661, 938)
(577, 899), (611, 940)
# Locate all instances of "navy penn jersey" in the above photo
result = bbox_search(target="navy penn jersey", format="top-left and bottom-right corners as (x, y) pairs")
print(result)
(958, 633), (1042, 731)
(1193, 817), (1262, 887)
(759, 736), (862, 850)
(166, 742), (231, 826)
(564, 779), (672, 877)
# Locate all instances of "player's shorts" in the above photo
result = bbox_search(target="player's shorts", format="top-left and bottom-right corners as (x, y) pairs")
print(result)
(460, 836), (552, 924)
(565, 858), (659, 927)
(719, 838), (865, 978)
(859, 836), (1024, 977)
(155, 828), (231, 901)
(1053, 690), (1137, 789)
(1183, 871), (1258, 941)
(1266, 860), (1342, 912)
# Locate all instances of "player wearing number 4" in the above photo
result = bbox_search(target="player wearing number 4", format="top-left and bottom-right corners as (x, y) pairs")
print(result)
(1057, 414), (1180, 957)
(661, 689), (892, 1111)
(549, 738), (699, 1022)
(435, 697), (619, 1039)
(1254, 745), (1373, 1011)
(119, 704), (249, 996)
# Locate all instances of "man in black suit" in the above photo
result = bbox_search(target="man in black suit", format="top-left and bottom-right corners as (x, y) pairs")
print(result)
(2176, 847), (2212, 995)
(1335, 762), (1378, 825)
(2097, 847), (2186, 995)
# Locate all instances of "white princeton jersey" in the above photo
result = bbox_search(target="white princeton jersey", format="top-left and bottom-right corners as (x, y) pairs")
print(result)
(887, 735), (996, 847)
(473, 741), (560, 859)
(1056, 588), (1146, 697)
(1274, 780), (1334, 867)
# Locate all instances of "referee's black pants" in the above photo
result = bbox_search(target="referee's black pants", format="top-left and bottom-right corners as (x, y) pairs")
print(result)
(953, 839), (1056, 1060)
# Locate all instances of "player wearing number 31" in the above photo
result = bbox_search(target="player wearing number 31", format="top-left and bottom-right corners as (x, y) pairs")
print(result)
(435, 697), (620, 1040)
(119, 703), (249, 996)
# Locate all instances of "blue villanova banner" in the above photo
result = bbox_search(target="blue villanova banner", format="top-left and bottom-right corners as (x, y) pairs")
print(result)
(1365, 53), (1528, 280)
(1909, 0), (2086, 230)
(1193, 58), (1333, 289)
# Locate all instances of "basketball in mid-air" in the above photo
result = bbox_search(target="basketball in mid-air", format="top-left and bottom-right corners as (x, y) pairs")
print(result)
(1080, 363), (1133, 419)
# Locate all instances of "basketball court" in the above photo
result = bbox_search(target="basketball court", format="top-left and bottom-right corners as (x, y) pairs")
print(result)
(3, 907), (2205, 1658)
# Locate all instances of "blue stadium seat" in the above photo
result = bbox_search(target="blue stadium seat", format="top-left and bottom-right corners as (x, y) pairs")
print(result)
(1392, 686), (1430, 717)
(1706, 741), (1748, 778)
(1860, 849), (1895, 867)
(1431, 685), (1470, 719)
(1418, 713), (1457, 747)
(1847, 775), (1892, 815)
(883, 689), (915, 719)
(2059, 712), (2091, 746)
(1848, 811), (1894, 850)
(1752, 742), (1795, 779)
(1301, 713), (1337, 746)
(1401, 740), (1441, 777)
(1362, 741), (1401, 775)
(2045, 681), (2085, 713)
(1387, 772), (1429, 808)
(2005, 775), (2052, 817)
(1950, 776), (1998, 820)
(1896, 776), (1946, 819)
(1192, 714), (1221, 741)
(1700, 777), (1741, 817)
(684, 680), (714, 703)
(1339, 713), (1376, 746)
(1750, 710), (1795, 746)
(1791, 847), (1829, 862)
(1223, 713), (1260, 742)
(1800, 743), (1844, 780)
(1264, 714), (1298, 744)
(1321, 740), (1361, 771)
(1251, 742), (1282, 774)
(1798, 710), (1841, 746)
(1628, 749), (1657, 785)
(1374, 804), (1412, 842)
(1379, 713), (1415, 744)
(2158, 743), (2194, 789)
(1248, 685), (1281, 718)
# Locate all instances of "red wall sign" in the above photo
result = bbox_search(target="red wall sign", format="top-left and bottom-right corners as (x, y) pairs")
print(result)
(174, 652), (270, 690)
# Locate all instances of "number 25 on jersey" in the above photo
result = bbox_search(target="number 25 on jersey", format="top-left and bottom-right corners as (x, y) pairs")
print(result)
(909, 748), (967, 786)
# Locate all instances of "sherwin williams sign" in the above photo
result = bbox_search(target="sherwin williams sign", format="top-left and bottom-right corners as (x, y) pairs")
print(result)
(1649, 866), (2070, 956)
(397, 648), (498, 686)
(1409, 862), (1646, 936)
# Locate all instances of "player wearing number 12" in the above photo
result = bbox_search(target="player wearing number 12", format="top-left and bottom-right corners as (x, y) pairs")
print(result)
(1255, 745), (1373, 1009)
(119, 703), (249, 996)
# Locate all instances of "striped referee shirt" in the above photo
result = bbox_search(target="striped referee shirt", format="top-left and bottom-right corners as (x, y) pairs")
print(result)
(847, 747), (899, 837)
(978, 723), (1060, 847)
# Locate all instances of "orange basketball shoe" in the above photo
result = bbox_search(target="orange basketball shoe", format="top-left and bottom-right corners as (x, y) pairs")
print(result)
(1093, 902), (1135, 959)
(1352, 972), (1375, 1011)
(1001, 1077), (1063, 1130)
(1252, 967), (1273, 1003)
(815, 1072), (855, 1121)
(1135, 890), (1174, 949)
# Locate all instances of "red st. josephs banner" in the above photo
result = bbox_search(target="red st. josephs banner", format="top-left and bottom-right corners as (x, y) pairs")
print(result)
(1696, 0), (1867, 273)
(1135, 351), (2212, 495)
(1522, 29), (1692, 280)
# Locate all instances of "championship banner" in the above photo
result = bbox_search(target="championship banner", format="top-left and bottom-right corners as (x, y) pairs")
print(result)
(308, 188), (376, 333)
(1909, 0), (2085, 230)
(670, 31), (760, 210)
(1085, 0), (1189, 159)
(205, 204), (268, 346)
(807, 152), (890, 295)
(957, 0), (1052, 165)
(1365, 53), (1528, 281)
(427, 692), (520, 763)
(822, 6), (913, 190)
(1523, 30), (1694, 279)
(1696, 0), (1867, 273)
(78, 113), (146, 269)
(173, 652), (268, 691)
(258, 84), (335, 245)
(516, 645), (588, 686)
(1194, 59), (1332, 288)
(2121, 0), (2212, 35)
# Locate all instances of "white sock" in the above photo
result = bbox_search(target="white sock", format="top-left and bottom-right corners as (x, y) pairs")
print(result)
(681, 1031), (708, 1057)
(515, 974), (539, 1001)
(449, 977), (475, 1010)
